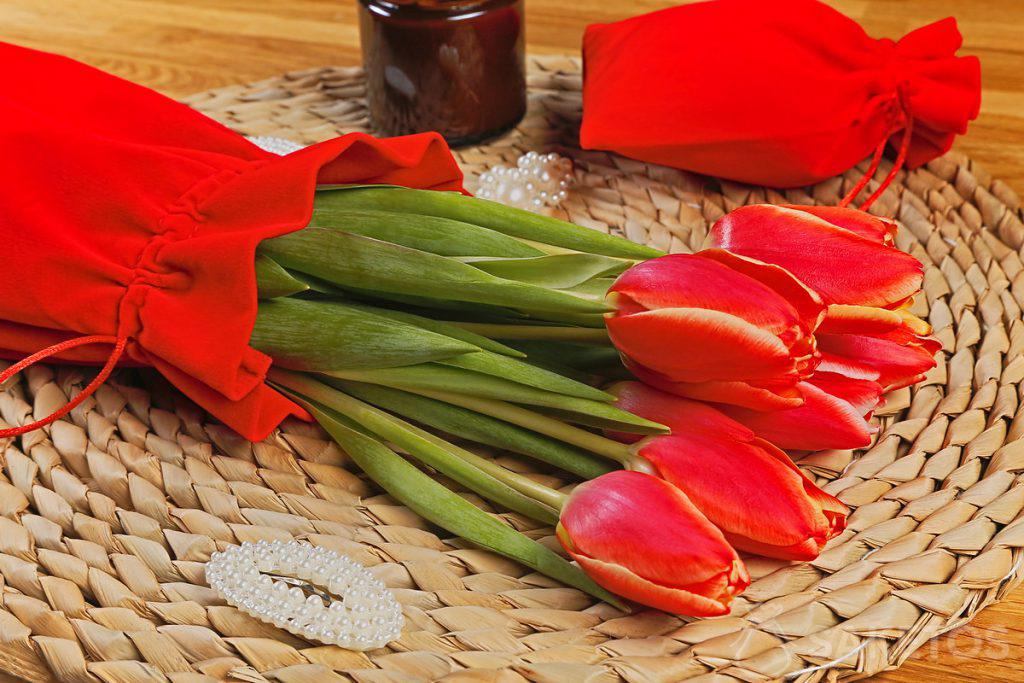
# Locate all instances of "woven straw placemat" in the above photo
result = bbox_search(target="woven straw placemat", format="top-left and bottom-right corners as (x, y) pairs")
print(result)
(1, 56), (1023, 682)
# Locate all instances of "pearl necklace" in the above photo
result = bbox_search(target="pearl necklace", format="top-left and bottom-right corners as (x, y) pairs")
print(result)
(206, 540), (403, 650)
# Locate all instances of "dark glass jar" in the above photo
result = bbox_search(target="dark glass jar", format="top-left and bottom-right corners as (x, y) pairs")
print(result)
(358, 0), (526, 146)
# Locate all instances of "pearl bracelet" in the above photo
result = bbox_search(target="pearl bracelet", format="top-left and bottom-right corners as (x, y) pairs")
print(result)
(206, 540), (403, 650)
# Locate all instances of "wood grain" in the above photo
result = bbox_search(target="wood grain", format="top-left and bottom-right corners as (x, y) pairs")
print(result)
(1, 1), (1022, 680)
(2, 0), (1021, 191)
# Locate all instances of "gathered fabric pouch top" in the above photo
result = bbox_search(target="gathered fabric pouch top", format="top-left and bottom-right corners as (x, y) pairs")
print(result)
(580, 0), (981, 188)
(0, 43), (463, 440)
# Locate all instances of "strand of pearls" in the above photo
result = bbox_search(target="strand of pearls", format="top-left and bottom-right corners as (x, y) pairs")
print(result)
(206, 540), (403, 650)
(247, 135), (305, 155)
(475, 151), (574, 212)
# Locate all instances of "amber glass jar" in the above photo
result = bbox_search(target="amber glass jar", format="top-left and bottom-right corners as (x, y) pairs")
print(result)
(358, 0), (526, 146)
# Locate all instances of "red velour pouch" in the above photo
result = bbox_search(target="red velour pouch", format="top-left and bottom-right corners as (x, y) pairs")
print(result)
(0, 43), (463, 440)
(580, 0), (981, 188)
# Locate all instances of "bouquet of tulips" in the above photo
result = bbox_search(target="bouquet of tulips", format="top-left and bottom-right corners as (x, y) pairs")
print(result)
(246, 187), (937, 615)
(0, 44), (938, 617)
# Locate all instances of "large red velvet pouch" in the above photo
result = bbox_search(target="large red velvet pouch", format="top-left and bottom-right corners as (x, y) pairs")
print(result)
(581, 0), (981, 187)
(0, 43), (463, 440)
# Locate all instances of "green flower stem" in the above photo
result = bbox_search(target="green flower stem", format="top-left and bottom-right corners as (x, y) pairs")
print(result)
(448, 323), (612, 345)
(336, 381), (614, 480)
(326, 379), (568, 511)
(270, 369), (564, 524)
(327, 365), (666, 434)
(394, 387), (639, 466)
(282, 389), (627, 608)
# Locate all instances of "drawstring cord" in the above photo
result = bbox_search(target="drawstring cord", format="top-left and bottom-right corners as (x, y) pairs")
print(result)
(0, 335), (128, 438)
(856, 112), (914, 211)
(837, 137), (887, 209)
(839, 88), (915, 212)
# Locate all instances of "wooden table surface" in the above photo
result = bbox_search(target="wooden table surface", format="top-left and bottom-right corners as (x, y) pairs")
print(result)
(2, 1), (1022, 681)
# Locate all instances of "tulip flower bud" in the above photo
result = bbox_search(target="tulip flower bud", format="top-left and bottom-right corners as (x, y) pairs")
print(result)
(716, 379), (876, 451)
(613, 382), (849, 560)
(557, 470), (749, 616)
(710, 205), (919, 307)
(709, 205), (938, 394)
(605, 250), (825, 411)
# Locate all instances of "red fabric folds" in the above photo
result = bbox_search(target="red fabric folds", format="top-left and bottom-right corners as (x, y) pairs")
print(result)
(581, 0), (981, 187)
(0, 43), (463, 440)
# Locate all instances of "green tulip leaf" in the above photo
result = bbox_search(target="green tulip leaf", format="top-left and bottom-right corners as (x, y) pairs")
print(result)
(502, 340), (624, 380)
(251, 298), (478, 371)
(438, 350), (614, 402)
(340, 285), (530, 321)
(449, 322), (611, 344)
(260, 227), (608, 317)
(281, 268), (347, 295)
(314, 186), (662, 259)
(462, 254), (629, 290)
(562, 277), (617, 301)
(339, 302), (526, 358)
(309, 209), (544, 258)
(255, 253), (310, 299)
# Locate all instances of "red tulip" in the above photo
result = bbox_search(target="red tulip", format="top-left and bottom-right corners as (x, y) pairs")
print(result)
(716, 380), (876, 451)
(709, 205), (921, 308)
(778, 205), (897, 247)
(557, 470), (749, 616)
(816, 330), (942, 393)
(813, 303), (940, 392)
(805, 372), (884, 416)
(606, 250), (825, 410)
(612, 382), (849, 559)
(709, 204), (938, 418)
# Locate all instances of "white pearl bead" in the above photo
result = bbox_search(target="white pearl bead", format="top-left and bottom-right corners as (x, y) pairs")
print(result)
(475, 152), (574, 213)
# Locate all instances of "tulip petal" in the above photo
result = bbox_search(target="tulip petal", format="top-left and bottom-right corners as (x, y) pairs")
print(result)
(640, 434), (831, 559)
(625, 359), (805, 410)
(568, 552), (746, 616)
(807, 372), (884, 416)
(559, 471), (742, 587)
(795, 465), (849, 538)
(709, 205), (923, 307)
(607, 308), (803, 384)
(749, 437), (849, 540)
(694, 249), (826, 333)
(814, 354), (882, 382)
(817, 333), (939, 392)
(732, 536), (823, 561)
(610, 381), (755, 442)
(819, 304), (932, 337)
(717, 381), (874, 451)
(609, 253), (811, 338)
(781, 205), (897, 246)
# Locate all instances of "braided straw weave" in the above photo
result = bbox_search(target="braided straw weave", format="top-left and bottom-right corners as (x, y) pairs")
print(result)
(1, 56), (1023, 682)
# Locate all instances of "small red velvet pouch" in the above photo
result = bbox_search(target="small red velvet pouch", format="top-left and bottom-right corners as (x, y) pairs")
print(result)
(581, 0), (981, 188)
(0, 43), (463, 440)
